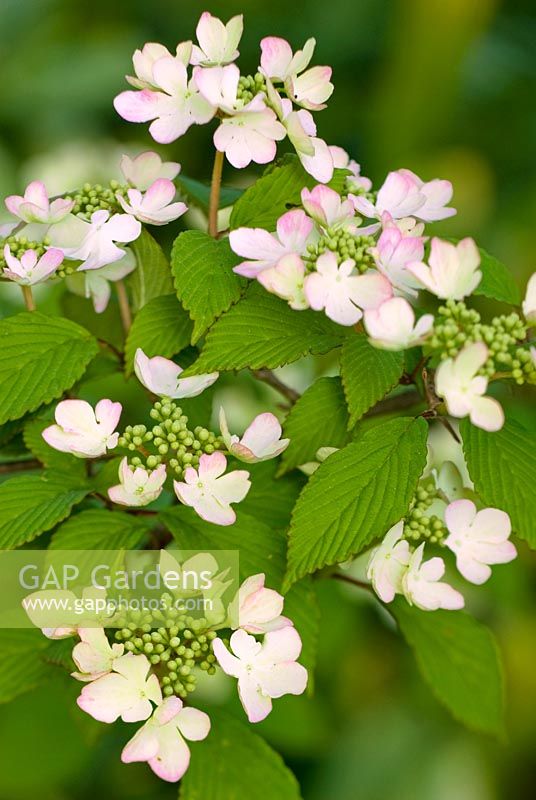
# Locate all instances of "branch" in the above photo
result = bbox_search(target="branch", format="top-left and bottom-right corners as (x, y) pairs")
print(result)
(208, 149), (224, 238)
(331, 572), (373, 592)
(364, 389), (422, 417)
(0, 459), (41, 474)
(252, 369), (301, 404)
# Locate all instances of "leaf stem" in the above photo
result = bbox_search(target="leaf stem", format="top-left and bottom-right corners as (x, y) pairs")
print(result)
(21, 285), (35, 311)
(331, 572), (373, 592)
(115, 279), (132, 334)
(208, 149), (224, 238)
(252, 369), (301, 405)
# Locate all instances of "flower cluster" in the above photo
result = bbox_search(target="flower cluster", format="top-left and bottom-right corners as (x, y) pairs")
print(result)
(42, 349), (289, 526)
(114, 12), (335, 178)
(40, 568), (306, 783)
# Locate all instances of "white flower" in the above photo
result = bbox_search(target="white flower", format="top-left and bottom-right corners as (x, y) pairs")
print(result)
(257, 253), (309, 310)
(444, 499), (516, 584)
(259, 36), (333, 110)
(229, 573), (291, 634)
(120, 151), (181, 190)
(407, 237), (482, 300)
(371, 219), (425, 297)
(3, 245), (63, 286)
(42, 399), (121, 458)
(134, 348), (219, 398)
(366, 521), (411, 603)
(300, 184), (355, 231)
(65, 250), (136, 313)
(364, 297), (434, 350)
(108, 458), (167, 507)
(77, 653), (162, 723)
(60, 209), (141, 271)
(174, 452), (250, 526)
(435, 342), (504, 432)
(5, 180), (74, 224)
(213, 627), (308, 723)
(522, 272), (536, 324)
(352, 169), (455, 222)
(282, 107), (334, 184)
(117, 178), (187, 225)
(71, 627), (124, 682)
(304, 251), (392, 326)
(230, 208), (315, 278)
(397, 169), (456, 222)
(190, 12), (243, 66)
(402, 544), (464, 611)
(121, 696), (210, 783)
(125, 42), (179, 90)
(219, 408), (289, 463)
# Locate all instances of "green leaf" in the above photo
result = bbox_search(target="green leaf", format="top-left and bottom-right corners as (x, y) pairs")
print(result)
(0, 630), (52, 704)
(129, 229), (174, 311)
(183, 285), (346, 375)
(230, 154), (348, 231)
(460, 418), (536, 547)
(180, 709), (302, 800)
(160, 507), (319, 679)
(23, 415), (86, 478)
(393, 602), (504, 736)
(284, 417), (428, 589)
(0, 473), (89, 549)
(50, 509), (151, 549)
(171, 230), (245, 344)
(240, 460), (305, 529)
(278, 377), (349, 475)
(340, 333), (405, 426)
(474, 246), (520, 305)
(61, 292), (125, 350)
(177, 174), (244, 210)
(124, 294), (193, 375)
(0, 312), (98, 425)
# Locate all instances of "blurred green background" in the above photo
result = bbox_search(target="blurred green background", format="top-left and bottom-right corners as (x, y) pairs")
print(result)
(0, 1), (535, 798)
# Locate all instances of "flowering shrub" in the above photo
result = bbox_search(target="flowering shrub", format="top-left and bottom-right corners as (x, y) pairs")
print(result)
(0, 10), (534, 797)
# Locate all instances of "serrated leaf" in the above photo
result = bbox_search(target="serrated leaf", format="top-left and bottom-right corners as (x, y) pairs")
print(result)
(284, 417), (428, 589)
(183, 285), (346, 375)
(0, 630), (52, 704)
(129, 229), (174, 311)
(23, 415), (86, 478)
(340, 333), (405, 426)
(171, 230), (244, 344)
(124, 294), (193, 375)
(50, 509), (151, 549)
(393, 602), (504, 736)
(178, 174), (244, 210)
(160, 507), (319, 679)
(230, 154), (348, 231)
(180, 709), (302, 800)
(61, 291), (125, 350)
(240, 460), (305, 528)
(278, 377), (349, 475)
(460, 418), (536, 547)
(0, 473), (89, 549)
(0, 312), (98, 425)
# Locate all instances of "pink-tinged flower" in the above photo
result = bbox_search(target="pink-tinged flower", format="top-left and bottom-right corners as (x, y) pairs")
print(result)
(304, 252), (392, 326)
(230, 208), (315, 278)
(214, 98), (286, 168)
(371, 224), (425, 296)
(114, 56), (215, 144)
(329, 147), (372, 192)
(366, 521), (411, 602)
(117, 178), (187, 226)
(444, 499), (516, 585)
(300, 185), (355, 230)
(77, 653), (162, 723)
(398, 169), (456, 221)
(122, 697), (210, 783)
(283, 108), (334, 183)
(219, 408), (289, 463)
(260, 36), (316, 81)
(435, 342), (504, 432)
(42, 626), (77, 639)
(66, 251), (136, 314)
(351, 170), (426, 220)
(3, 245), (63, 286)
(125, 42), (179, 90)
(190, 12), (243, 66)
(120, 151), (181, 191)
(60, 210), (141, 271)
(42, 399), (122, 458)
(71, 628), (124, 682)
(287, 65), (333, 111)
(257, 253), (309, 310)
(522, 272), (536, 324)
(213, 627), (308, 723)
(174, 452), (250, 526)
(109, 458), (167, 507)
(406, 238), (481, 300)
(364, 297), (434, 351)
(230, 573), (291, 634)
(5, 180), (74, 224)
(134, 349), (219, 399)
(402, 544), (465, 611)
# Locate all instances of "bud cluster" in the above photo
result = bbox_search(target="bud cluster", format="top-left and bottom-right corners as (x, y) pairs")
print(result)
(66, 181), (127, 218)
(237, 73), (267, 106)
(403, 476), (447, 545)
(303, 230), (376, 273)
